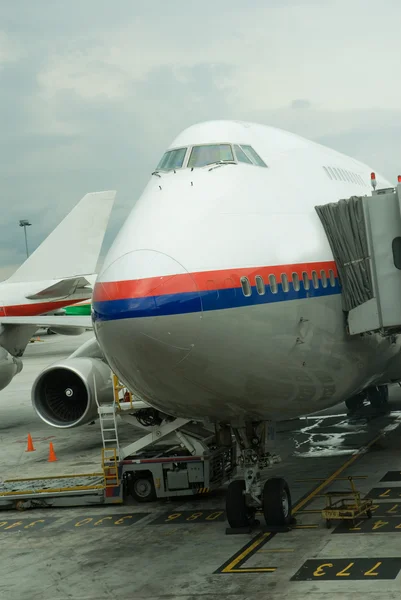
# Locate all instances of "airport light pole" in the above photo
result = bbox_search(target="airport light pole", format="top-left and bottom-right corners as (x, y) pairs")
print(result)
(19, 219), (32, 258)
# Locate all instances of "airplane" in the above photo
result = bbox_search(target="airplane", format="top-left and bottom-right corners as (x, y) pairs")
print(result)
(0, 190), (116, 392)
(29, 120), (401, 529)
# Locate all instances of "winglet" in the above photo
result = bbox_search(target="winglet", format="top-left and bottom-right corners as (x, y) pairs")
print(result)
(7, 191), (116, 284)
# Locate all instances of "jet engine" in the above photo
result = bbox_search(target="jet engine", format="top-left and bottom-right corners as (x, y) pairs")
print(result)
(31, 337), (113, 428)
(0, 347), (23, 391)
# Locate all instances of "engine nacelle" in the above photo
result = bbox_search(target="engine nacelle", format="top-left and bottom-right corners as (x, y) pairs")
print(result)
(0, 347), (23, 392)
(47, 326), (86, 336)
(31, 357), (112, 428)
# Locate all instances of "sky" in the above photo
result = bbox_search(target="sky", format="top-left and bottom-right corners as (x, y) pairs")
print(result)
(2, 0), (401, 280)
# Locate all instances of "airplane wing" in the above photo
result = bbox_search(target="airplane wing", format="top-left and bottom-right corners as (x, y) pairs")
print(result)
(25, 277), (92, 300)
(6, 191), (116, 284)
(0, 316), (92, 329)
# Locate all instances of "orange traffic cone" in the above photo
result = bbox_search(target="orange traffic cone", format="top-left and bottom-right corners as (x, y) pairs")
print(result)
(48, 442), (57, 462)
(26, 434), (36, 452)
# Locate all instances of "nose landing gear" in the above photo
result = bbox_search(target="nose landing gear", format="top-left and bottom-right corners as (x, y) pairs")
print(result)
(226, 421), (292, 530)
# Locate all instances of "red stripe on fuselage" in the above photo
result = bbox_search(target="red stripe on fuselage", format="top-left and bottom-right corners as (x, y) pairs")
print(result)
(0, 299), (88, 318)
(93, 261), (338, 302)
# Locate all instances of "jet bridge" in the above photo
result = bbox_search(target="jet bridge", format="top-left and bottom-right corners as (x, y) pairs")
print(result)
(315, 181), (401, 336)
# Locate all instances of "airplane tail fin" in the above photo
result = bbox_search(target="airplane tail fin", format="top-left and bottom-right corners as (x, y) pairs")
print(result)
(6, 191), (116, 284)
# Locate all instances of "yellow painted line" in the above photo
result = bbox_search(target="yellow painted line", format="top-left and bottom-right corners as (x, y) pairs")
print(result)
(221, 532), (272, 573)
(292, 426), (400, 515)
(297, 509), (322, 514)
(220, 414), (401, 574)
(228, 568), (277, 573)
(293, 524), (319, 529)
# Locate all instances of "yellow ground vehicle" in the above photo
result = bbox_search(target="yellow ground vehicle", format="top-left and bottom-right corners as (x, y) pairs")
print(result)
(322, 476), (373, 528)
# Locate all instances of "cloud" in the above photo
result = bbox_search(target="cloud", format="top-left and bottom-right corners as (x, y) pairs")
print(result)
(2, 0), (401, 273)
(291, 99), (312, 110)
(0, 31), (22, 66)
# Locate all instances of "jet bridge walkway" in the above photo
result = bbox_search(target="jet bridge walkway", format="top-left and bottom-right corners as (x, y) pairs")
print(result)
(315, 179), (401, 337)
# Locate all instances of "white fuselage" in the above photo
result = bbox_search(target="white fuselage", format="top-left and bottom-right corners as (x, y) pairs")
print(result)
(92, 120), (401, 423)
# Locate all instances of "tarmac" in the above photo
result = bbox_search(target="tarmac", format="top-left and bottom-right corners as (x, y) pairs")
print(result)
(1, 331), (401, 599)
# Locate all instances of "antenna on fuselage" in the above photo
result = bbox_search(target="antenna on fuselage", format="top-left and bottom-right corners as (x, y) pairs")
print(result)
(371, 172), (377, 191)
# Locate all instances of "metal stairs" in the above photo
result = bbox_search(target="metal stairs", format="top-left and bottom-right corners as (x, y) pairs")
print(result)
(94, 374), (120, 488)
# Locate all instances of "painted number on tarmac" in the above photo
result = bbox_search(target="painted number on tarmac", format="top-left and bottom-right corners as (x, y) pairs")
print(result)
(368, 488), (401, 499)
(333, 503), (401, 519)
(69, 514), (149, 528)
(0, 518), (55, 531)
(151, 510), (225, 525)
(370, 503), (401, 517)
(333, 517), (401, 534)
(291, 558), (401, 581)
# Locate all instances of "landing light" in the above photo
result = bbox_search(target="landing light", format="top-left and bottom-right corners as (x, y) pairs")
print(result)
(398, 175), (401, 183)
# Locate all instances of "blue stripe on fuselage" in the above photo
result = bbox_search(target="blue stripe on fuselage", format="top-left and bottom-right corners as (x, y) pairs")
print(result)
(92, 280), (341, 322)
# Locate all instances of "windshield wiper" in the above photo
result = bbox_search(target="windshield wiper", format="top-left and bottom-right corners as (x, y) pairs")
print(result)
(152, 170), (162, 177)
(207, 161), (237, 171)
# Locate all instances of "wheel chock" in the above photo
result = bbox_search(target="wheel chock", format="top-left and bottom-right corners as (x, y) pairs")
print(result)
(225, 518), (260, 535)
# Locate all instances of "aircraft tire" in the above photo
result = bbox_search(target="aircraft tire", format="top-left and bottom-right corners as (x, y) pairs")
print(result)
(226, 480), (252, 528)
(262, 477), (292, 526)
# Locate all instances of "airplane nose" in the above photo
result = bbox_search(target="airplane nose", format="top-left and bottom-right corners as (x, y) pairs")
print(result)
(93, 250), (203, 382)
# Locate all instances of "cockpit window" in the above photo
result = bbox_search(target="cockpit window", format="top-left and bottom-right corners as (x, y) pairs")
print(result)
(234, 145), (253, 164)
(188, 144), (234, 168)
(156, 147), (187, 171)
(155, 142), (267, 172)
(241, 145), (267, 167)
